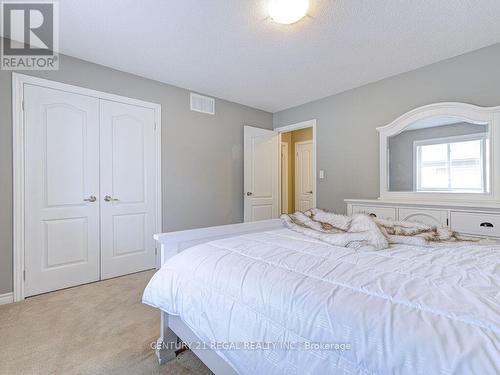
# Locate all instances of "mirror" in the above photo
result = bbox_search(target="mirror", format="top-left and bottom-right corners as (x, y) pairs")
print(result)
(387, 116), (490, 193)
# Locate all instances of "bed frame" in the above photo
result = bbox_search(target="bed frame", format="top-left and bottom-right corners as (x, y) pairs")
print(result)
(153, 219), (284, 375)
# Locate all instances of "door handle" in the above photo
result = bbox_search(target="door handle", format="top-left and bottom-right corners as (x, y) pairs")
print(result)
(83, 195), (96, 202)
(104, 195), (119, 202)
(306, 191), (313, 194)
(480, 222), (494, 228)
(246, 192), (253, 196)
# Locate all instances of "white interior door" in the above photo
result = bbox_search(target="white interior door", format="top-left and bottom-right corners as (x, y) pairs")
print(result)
(24, 85), (100, 297)
(244, 126), (279, 222)
(99, 100), (158, 279)
(295, 141), (313, 212)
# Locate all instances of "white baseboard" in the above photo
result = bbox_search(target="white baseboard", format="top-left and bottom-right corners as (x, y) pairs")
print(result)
(0, 292), (14, 305)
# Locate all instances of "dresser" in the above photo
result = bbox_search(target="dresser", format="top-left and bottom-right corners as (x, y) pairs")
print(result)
(345, 199), (500, 239)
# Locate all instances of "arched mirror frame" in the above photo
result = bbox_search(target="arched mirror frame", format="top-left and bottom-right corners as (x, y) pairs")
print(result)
(377, 102), (500, 203)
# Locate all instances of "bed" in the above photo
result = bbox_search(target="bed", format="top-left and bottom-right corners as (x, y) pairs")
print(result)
(143, 219), (500, 375)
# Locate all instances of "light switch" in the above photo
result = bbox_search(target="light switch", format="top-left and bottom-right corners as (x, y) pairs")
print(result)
(319, 170), (325, 179)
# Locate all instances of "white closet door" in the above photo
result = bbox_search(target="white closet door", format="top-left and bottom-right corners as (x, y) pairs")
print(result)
(243, 126), (279, 222)
(24, 85), (100, 297)
(99, 100), (158, 279)
(295, 141), (313, 212)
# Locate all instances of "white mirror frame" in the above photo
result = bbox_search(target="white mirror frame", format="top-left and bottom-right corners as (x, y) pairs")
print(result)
(377, 102), (500, 203)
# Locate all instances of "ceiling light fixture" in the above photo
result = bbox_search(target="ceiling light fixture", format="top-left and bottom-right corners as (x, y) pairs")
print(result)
(268, 0), (310, 25)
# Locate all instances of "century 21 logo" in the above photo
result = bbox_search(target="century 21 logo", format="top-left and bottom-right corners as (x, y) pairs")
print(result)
(1, 1), (58, 70)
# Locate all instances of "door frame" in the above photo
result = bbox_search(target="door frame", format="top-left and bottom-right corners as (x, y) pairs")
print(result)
(275, 119), (317, 211)
(12, 73), (162, 302)
(294, 140), (314, 211)
(280, 142), (289, 214)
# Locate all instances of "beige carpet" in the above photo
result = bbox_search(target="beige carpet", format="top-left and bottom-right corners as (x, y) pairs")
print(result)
(0, 271), (213, 375)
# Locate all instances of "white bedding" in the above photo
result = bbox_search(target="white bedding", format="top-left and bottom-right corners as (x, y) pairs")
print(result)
(143, 228), (500, 375)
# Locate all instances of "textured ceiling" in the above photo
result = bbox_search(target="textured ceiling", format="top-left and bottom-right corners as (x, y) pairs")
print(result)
(50, 1), (500, 111)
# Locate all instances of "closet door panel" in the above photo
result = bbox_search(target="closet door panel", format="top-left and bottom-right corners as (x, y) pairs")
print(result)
(100, 100), (157, 279)
(24, 85), (100, 296)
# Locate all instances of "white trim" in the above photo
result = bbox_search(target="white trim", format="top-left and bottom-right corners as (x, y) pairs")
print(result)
(376, 102), (500, 134)
(12, 73), (24, 302)
(12, 73), (163, 301)
(274, 119), (316, 133)
(275, 119), (317, 209)
(13, 73), (161, 109)
(378, 102), (500, 203)
(280, 142), (289, 214)
(0, 292), (14, 305)
(154, 106), (163, 269)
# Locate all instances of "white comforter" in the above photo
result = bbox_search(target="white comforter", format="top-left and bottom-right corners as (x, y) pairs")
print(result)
(143, 228), (500, 375)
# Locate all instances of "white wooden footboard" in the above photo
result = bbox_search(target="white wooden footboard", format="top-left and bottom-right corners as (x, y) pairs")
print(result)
(153, 219), (284, 373)
(154, 219), (284, 265)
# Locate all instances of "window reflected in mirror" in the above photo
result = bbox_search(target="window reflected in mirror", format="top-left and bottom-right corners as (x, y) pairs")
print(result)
(388, 116), (490, 193)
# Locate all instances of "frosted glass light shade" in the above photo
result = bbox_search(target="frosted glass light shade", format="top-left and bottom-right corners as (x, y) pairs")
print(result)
(268, 0), (309, 25)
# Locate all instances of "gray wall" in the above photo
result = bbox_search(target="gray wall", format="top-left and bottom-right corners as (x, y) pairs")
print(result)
(388, 123), (488, 191)
(3, 42), (500, 295)
(0, 52), (272, 294)
(274, 43), (500, 213)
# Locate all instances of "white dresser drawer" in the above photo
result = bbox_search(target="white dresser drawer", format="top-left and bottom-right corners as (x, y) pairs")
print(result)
(351, 205), (396, 220)
(450, 212), (500, 237)
(398, 208), (448, 228)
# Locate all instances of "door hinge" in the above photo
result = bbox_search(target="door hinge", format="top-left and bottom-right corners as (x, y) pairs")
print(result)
(446, 218), (449, 226)
(155, 247), (158, 256)
(154, 122), (158, 130)
(22, 101), (25, 111)
(23, 270), (26, 281)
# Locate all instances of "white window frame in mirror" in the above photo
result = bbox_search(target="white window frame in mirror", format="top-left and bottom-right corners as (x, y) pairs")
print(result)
(413, 133), (488, 193)
(377, 102), (500, 203)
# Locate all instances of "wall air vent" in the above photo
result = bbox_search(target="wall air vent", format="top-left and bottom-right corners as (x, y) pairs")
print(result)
(190, 93), (215, 115)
